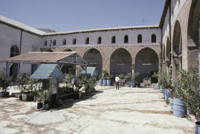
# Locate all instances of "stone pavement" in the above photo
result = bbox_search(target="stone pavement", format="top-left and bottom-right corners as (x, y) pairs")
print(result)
(0, 86), (196, 134)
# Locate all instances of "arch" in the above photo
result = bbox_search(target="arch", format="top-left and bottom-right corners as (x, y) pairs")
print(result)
(135, 47), (159, 83)
(110, 48), (132, 76)
(162, 43), (165, 62)
(73, 38), (76, 45)
(63, 39), (66, 45)
(63, 49), (73, 52)
(97, 37), (101, 44)
(165, 37), (171, 68)
(111, 36), (116, 43)
(53, 39), (56, 45)
(188, 0), (200, 47)
(83, 48), (102, 73)
(172, 21), (182, 80)
(187, 0), (200, 71)
(10, 45), (20, 79)
(124, 35), (128, 43)
(166, 37), (170, 61)
(44, 40), (47, 46)
(173, 21), (182, 57)
(151, 34), (156, 43)
(137, 34), (142, 43)
(85, 37), (89, 44)
(10, 45), (19, 57)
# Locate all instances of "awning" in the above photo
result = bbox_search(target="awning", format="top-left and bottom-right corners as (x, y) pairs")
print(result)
(5, 52), (88, 65)
(30, 64), (65, 79)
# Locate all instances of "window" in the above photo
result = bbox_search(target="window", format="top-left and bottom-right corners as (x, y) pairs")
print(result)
(124, 35), (128, 43)
(112, 36), (116, 43)
(73, 38), (76, 45)
(137, 35), (142, 43)
(85, 37), (89, 44)
(10, 45), (19, 57)
(63, 39), (66, 45)
(53, 40), (56, 45)
(98, 37), (101, 44)
(44, 40), (47, 46)
(151, 34), (156, 43)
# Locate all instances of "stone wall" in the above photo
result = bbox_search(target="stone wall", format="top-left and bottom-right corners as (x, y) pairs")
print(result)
(162, 0), (200, 81)
(0, 23), (42, 74)
(45, 44), (161, 75)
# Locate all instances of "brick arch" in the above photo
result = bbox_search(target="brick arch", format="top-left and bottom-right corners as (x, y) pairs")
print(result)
(134, 47), (159, 82)
(164, 37), (171, 68)
(165, 37), (170, 61)
(109, 47), (132, 75)
(82, 47), (103, 73)
(109, 47), (132, 60)
(186, 0), (200, 71)
(171, 20), (182, 81)
(82, 47), (103, 58)
(62, 48), (74, 52)
(187, 0), (200, 48)
(133, 47), (159, 61)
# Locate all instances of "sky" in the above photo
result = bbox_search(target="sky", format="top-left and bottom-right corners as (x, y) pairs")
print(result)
(0, 0), (165, 32)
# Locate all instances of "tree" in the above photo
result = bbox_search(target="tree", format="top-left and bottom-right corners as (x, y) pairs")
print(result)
(0, 69), (13, 92)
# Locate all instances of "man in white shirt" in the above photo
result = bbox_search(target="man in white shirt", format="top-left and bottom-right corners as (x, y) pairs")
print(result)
(115, 75), (120, 89)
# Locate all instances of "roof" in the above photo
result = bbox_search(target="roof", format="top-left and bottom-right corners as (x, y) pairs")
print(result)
(42, 25), (160, 36)
(5, 52), (88, 65)
(159, 0), (170, 28)
(0, 15), (160, 36)
(30, 64), (64, 79)
(0, 15), (46, 35)
(81, 67), (98, 76)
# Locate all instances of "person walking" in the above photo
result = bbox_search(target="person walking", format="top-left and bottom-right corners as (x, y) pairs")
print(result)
(115, 75), (120, 89)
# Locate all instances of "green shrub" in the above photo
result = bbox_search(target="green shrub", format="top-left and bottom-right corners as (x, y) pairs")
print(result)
(16, 73), (30, 93)
(174, 69), (200, 120)
(0, 69), (13, 92)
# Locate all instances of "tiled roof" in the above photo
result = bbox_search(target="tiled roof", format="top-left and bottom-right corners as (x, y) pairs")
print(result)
(0, 15), (46, 35)
(5, 51), (88, 65)
(43, 25), (160, 36)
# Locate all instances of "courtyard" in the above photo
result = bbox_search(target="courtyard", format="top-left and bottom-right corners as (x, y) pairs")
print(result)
(0, 86), (195, 134)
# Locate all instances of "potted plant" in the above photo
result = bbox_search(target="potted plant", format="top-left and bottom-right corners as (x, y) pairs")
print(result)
(135, 81), (140, 87)
(37, 96), (43, 109)
(119, 74), (125, 86)
(73, 77), (83, 99)
(38, 85), (52, 110)
(98, 75), (103, 86)
(170, 69), (188, 118)
(82, 76), (97, 94)
(106, 74), (113, 86)
(152, 71), (162, 91)
(125, 72), (140, 88)
(101, 68), (109, 86)
(175, 69), (200, 133)
(16, 73), (30, 101)
(143, 77), (148, 88)
(27, 78), (39, 101)
(143, 77), (151, 88)
(0, 69), (13, 97)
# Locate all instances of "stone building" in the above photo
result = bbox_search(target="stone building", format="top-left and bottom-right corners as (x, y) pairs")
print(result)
(0, 0), (199, 82)
(161, 0), (200, 81)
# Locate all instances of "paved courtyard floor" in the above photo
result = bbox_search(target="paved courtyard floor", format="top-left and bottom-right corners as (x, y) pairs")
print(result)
(0, 86), (196, 134)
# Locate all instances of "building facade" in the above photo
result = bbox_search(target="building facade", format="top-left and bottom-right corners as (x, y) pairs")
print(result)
(0, 0), (199, 82)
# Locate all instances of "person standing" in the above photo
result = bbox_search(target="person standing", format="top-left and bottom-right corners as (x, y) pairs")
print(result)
(115, 75), (120, 89)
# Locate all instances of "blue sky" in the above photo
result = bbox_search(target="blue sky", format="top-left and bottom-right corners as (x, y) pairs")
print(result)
(0, 0), (165, 32)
